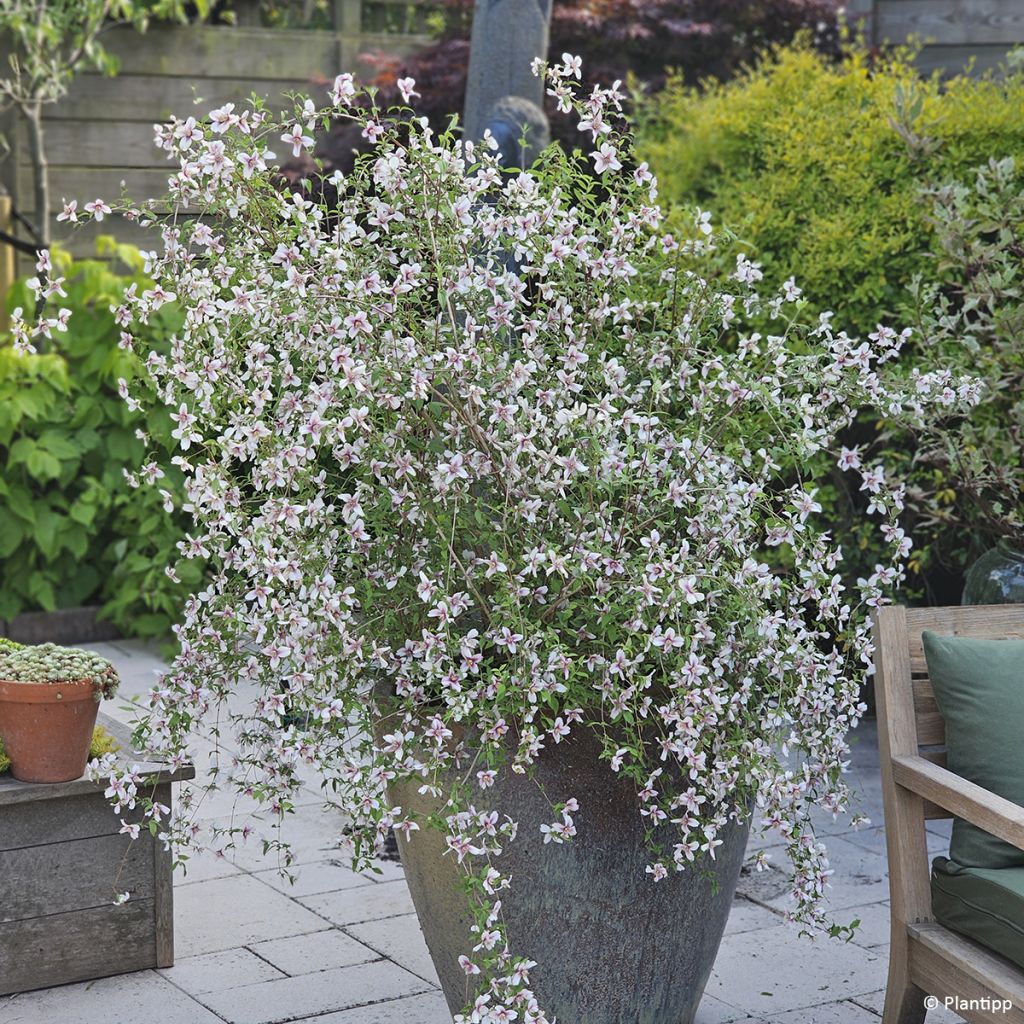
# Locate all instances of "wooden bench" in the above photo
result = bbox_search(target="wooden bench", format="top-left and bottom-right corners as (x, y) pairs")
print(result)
(875, 604), (1024, 1024)
(0, 712), (194, 995)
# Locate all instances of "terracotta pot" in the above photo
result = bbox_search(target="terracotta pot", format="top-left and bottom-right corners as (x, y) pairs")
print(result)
(0, 678), (100, 783)
(390, 723), (750, 1024)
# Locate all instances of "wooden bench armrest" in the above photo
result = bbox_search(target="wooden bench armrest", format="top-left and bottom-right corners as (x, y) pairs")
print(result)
(891, 755), (1024, 854)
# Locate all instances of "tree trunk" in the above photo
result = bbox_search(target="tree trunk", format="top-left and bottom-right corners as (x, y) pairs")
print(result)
(23, 101), (49, 249)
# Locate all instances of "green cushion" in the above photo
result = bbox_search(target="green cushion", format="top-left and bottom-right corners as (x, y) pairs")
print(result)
(932, 857), (1024, 970)
(922, 631), (1024, 868)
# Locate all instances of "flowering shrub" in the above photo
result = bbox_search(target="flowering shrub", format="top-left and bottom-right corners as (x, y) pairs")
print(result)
(900, 156), (1024, 563)
(25, 59), (978, 1023)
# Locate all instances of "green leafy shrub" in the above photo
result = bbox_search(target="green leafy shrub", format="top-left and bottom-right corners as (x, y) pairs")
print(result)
(898, 157), (1024, 575)
(0, 240), (201, 635)
(637, 43), (1024, 336)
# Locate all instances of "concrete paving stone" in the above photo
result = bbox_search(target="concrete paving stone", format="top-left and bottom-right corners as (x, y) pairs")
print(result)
(746, 830), (787, 853)
(175, 873), (330, 957)
(739, 836), (890, 914)
(736, 860), (792, 905)
(249, 928), (381, 975)
(927, 818), (954, 842)
(196, 959), (432, 1024)
(181, 783), (288, 825)
(704, 923), (888, 1015)
(842, 901), (892, 949)
(254, 857), (376, 898)
(847, 720), (880, 766)
(159, 947), (286, 995)
(175, 845), (247, 885)
(344, 912), (439, 984)
(725, 896), (784, 935)
(298, 990), (452, 1024)
(841, 825), (950, 860)
(816, 837), (891, 910)
(854, 989), (965, 1023)
(360, 858), (407, 883)
(2, 971), (221, 1024)
(197, 806), (350, 873)
(695, 992), (764, 1023)
(767, 999), (881, 1023)
(300, 878), (416, 926)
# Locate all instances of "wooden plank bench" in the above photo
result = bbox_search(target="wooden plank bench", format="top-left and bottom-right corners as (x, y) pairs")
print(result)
(875, 604), (1024, 1024)
(0, 712), (194, 995)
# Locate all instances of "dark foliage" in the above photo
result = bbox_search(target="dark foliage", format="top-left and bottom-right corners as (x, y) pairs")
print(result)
(364, 0), (841, 148)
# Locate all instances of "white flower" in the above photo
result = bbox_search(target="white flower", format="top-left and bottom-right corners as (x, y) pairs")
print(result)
(281, 124), (313, 158)
(591, 142), (621, 174)
(397, 77), (419, 103)
(84, 198), (111, 221)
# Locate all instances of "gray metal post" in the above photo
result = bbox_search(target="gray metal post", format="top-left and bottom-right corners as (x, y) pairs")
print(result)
(462, 0), (553, 167)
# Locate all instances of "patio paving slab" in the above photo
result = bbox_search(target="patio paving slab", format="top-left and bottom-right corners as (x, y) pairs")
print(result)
(248, 929), (381, 976)
(299, 878), (418, 926)
(158, 947), (286, 995)
(343, 912), (440, 984)
(704, 923), (888, 1015)
(299, 990), (453, 1023)
(253, 858), (376, 898)
(195, 960), (432, 1024)
(2, 972), (224, 1024)
(2, 638), (973, 1024)
(175, 873), (330, 957)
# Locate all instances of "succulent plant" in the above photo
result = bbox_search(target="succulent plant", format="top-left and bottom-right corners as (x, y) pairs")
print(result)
(0, 638), (22, 653)
(0, 643), (119, 699)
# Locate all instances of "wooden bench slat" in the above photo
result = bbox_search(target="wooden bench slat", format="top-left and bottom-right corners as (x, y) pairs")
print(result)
(892, 755), (1024, 850)
(909, 922), (1024, 1022)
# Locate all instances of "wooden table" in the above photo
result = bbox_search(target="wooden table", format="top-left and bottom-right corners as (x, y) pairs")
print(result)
(0, 712), (194, 995)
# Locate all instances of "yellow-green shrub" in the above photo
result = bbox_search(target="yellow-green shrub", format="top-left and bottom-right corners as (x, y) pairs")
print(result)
(638, 44), (1024, 335)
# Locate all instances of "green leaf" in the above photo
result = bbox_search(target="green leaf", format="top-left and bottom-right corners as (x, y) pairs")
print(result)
(0, 515), (24, 558)
(0, 590), (23, 620)
(68, 498), (98, 527)
(24, 447), (63, 482)
(4, 485), (36, 524)
(33, 508), (60, 559)
(37, 429), (83, 460)
(26, 573), (57, 612)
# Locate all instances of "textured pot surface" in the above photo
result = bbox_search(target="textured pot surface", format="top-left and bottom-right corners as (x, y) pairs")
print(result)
(0, 678), (100, 783)
(392, 726), (750, 1024)
(962, 540), (1024, 605)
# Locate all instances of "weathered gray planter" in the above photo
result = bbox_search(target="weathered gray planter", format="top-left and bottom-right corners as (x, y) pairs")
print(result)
(0, 713), (193, 994)
(392, 726), (749, 1024)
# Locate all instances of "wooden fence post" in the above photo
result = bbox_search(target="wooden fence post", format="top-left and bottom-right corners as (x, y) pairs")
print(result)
(334, 0), (362, 34)
(334, 0), (363, 69)
(844, 0), (876, 46)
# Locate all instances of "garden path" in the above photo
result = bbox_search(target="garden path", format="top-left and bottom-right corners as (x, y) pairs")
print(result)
(3, 641), (966, 1024)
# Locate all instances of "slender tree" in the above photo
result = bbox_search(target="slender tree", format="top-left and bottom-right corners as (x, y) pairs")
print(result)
(0, 0), (205, 248)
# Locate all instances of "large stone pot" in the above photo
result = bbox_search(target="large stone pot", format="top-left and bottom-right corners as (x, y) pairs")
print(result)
(391, 725), (750, 1023)
(962, 539), (1024, 605)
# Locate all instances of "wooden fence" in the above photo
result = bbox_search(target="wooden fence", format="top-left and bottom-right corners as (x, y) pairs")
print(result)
(0, 0), (434, 268)
(847, 0), (1024, 75)
(1, 0), (1022, 275)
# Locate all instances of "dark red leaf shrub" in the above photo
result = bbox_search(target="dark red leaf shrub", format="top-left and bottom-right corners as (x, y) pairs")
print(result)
(364, 0), (841, 147)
